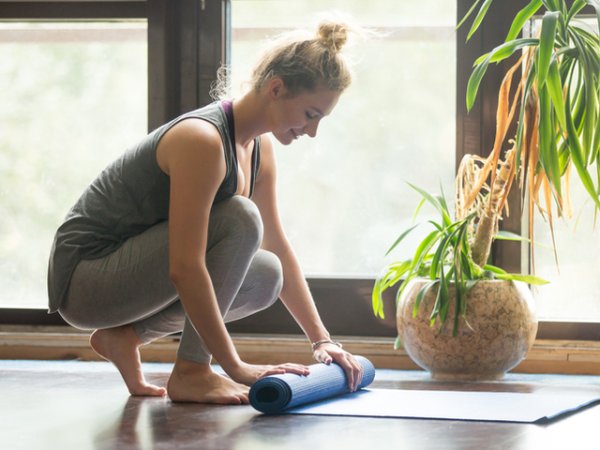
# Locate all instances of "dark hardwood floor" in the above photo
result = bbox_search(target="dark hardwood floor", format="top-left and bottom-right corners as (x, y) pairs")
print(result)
(1, 360), (599, 450)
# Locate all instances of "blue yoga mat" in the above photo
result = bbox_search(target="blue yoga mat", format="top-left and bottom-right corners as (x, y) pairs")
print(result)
(249, 356), (376, 414)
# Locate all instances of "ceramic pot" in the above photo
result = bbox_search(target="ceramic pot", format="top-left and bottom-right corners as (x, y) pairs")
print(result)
(396, 278), (537, 381)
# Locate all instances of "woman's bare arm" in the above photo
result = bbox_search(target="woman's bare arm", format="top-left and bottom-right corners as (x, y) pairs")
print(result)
(158, 120), (309, 385)
(251, 135), (363, 390)
(158, 119), (242, 370)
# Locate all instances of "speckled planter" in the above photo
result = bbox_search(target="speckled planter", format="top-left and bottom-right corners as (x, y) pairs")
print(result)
(397, 278), (537, 381)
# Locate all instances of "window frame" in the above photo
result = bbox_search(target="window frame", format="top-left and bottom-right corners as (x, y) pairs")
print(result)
(1, 0), (599, 342)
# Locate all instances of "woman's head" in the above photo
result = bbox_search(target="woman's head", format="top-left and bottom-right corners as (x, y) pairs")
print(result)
(250, 21), (352, 97)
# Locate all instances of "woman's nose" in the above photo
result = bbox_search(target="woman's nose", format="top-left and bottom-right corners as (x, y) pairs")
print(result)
(304, 120), (319, 138)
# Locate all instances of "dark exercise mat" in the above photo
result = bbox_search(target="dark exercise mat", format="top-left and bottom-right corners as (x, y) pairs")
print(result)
(249, 356), (376, 414)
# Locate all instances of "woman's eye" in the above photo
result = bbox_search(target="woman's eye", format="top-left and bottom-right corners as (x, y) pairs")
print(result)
(305, 111), (317, 120)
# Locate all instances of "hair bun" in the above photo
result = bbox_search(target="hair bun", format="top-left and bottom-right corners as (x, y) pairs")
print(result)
(316, 21), (349, 52)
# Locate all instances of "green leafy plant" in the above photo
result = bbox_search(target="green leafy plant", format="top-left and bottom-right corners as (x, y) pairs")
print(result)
(373, 0), (599, 333)
(460, 0), (600, 267)
(371, 183), (547, 336)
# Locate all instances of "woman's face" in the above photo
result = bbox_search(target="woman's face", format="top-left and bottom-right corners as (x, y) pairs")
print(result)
(268, 82), (341, 146)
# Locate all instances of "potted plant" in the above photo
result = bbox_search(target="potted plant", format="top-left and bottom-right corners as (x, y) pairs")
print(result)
(372, 0), (600, 380)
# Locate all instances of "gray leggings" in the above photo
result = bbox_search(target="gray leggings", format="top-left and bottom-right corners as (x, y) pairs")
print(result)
(58, 196), (283, 364)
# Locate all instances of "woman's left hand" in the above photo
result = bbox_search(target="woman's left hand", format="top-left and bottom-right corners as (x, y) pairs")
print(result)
(313, 343), (364, 392)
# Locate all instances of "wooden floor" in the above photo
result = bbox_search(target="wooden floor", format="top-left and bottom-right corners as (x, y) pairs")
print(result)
(2, 360), (600, 450)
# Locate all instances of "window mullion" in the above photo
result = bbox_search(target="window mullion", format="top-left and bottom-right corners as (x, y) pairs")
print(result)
(455, 0), (524, 273)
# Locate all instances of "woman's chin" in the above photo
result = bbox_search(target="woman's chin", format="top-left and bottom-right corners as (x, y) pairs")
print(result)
(273, 132), (296, 146)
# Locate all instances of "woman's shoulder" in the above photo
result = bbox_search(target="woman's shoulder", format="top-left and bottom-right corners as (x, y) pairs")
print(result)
(157, 101), (226, 146)
(167, 117), (223, 144)
(156, 116), (226, 176)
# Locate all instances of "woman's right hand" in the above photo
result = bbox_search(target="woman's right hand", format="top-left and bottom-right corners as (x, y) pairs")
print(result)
(227, 361), (311, 386)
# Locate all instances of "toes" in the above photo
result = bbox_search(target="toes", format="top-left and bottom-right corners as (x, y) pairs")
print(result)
(131, 384), (167, 397)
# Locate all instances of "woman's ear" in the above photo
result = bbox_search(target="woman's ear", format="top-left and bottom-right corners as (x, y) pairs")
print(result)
(266, 77), (286, 99)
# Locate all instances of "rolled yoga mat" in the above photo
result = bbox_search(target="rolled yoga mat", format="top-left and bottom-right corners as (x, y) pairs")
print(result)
(249, 356), (376, 414)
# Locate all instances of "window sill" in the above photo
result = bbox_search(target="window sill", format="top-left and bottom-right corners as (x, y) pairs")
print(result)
(1, 325), (600, 375)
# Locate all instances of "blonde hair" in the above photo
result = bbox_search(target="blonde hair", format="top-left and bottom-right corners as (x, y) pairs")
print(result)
(250, 21), (352, 96)
(210, 21), (354, 100)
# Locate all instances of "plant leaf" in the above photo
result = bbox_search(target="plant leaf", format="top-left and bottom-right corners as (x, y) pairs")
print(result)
(567, 0), (588, 23)
(380, 260), (411, 291)
(566, 92), (600, 209)
(412, 197), (426, 222)
(466, 0), (495, 41)
(473, 38), (539, 65)
(429, 224), (461, 279)
(372, 261), (412, 318)
(569, 27), (599, 164)
(483, 264), (508, 274)
(538, 84), (562, 199)
(371, 277), (385, 318)
(536, 11), (560, 87)
(468, 39), (538, 110)
(546, 57), (568, 133)
(385, 224), (419, 256)
(393, 335), (403, 350)
(594, 97), (600, 163)
(494, 272), (550, 285)
(407, 183), (452, 226)
(514, 64), (537, 174)
(457, 0), (482, 31)
(494, 230), (529, 242)
(506, 0), (543, 42)
(542, 0), (561, 11)
(413, 280), (438, 317)
(410, 230), (442, 276)
(466, 56), (490, 111)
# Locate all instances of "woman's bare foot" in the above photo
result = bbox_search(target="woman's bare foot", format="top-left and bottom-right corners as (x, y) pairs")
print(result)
(90, 326), (166, 397)
(167, 358), (249, 404)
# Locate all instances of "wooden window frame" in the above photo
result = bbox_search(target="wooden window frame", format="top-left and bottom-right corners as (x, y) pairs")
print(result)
(1, 0), (599, 343)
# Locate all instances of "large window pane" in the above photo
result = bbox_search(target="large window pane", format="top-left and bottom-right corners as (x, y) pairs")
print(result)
(232, 0), (456, 276)
(531, 17), (600, 321)
(0, 21), (147, 308)
(534, 173), (600, 321)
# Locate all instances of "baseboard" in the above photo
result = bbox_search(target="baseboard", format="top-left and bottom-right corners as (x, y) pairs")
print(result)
(1, 325), (599, 375)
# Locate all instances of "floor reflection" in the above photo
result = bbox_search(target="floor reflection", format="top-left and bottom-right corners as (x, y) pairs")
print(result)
(95, 396), (260, 450)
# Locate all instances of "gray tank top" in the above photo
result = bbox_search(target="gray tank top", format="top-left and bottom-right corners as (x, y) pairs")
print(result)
(47, 101), (261, 313)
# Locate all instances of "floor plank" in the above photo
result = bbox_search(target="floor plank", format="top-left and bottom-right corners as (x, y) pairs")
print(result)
(1, 360), (600, 450)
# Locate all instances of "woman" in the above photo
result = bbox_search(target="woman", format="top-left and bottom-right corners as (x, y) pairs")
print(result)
(47, 20), (363, 404)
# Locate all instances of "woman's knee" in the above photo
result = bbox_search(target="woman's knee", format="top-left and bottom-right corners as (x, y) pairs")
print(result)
(219, 250), (283, 323)
(253, 250), (283, 308)
(214, 196), (263, 249)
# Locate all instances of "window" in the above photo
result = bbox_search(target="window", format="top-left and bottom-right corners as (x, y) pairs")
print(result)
(231, 0), (456, 277)
(3, 1), (598, 340)
(0, 0), (226, 321)
(0, 20), (147, 308)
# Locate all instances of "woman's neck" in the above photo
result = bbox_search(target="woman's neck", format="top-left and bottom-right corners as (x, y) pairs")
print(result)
(231, 90), (270, 148)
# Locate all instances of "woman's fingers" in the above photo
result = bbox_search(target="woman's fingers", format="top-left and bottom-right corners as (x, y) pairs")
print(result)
(278, 363), (310, 376)
(312, 344), (365, 391)
(350, 356), (364, 391)
(333, 352), (364, 391)
(314, 349), (333, 364)
(259, 363), (310, 379)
